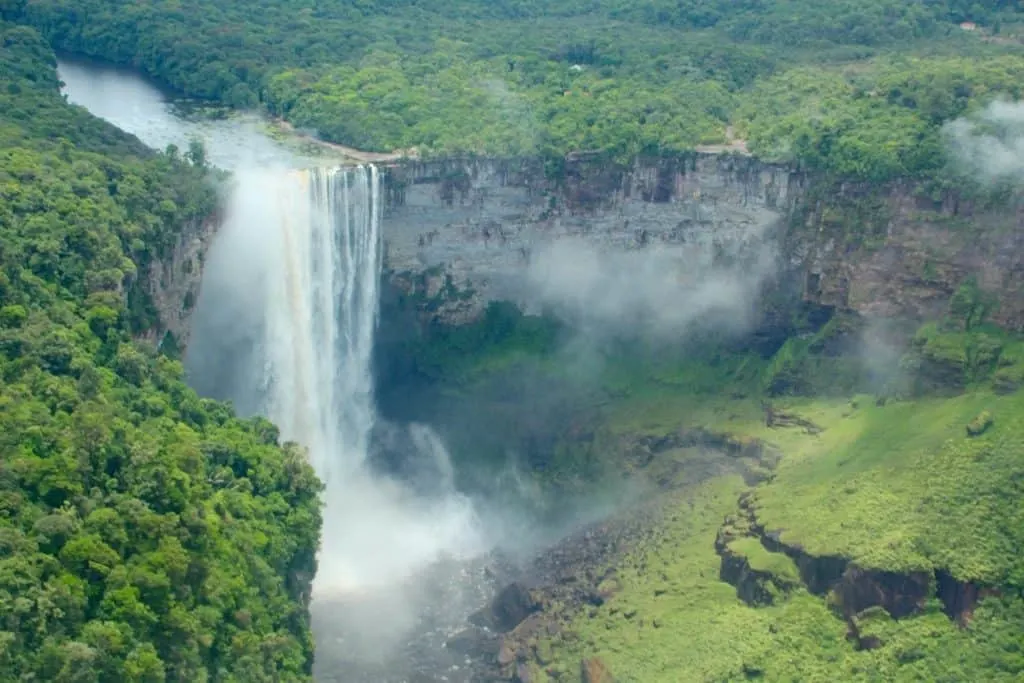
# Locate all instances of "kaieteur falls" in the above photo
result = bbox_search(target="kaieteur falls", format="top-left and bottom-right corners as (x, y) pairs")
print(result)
(187, 164), (483, 598)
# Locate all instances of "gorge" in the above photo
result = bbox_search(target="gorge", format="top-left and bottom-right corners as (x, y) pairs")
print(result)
(2, 19), (1021, 680)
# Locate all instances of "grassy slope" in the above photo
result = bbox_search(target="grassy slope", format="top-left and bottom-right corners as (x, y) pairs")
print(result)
(535, 383), (1024, 681)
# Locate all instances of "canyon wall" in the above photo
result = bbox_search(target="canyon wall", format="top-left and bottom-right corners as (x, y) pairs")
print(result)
(380, 154), (1024, 332)
(136, 211), (219, 351)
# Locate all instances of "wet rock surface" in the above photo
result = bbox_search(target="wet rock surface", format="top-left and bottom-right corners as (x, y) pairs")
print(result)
(311, 507), (653, 682)
(380, 155), (790, 326)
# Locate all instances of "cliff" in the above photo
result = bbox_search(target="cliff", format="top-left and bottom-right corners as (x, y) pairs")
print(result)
(379, 154), (1024, 332)
(134, 211), (220, 351)
(381, 154), (796, 325)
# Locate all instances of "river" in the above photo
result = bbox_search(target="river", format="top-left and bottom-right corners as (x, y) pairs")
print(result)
(57, 56), (330, 170)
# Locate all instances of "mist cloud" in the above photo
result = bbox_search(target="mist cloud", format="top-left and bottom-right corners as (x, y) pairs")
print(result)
(522, 234), (777, 340)
(944, 99), (1024, 183)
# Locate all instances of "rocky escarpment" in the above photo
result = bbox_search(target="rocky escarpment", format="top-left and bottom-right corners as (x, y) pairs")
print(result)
(794, 180), (1024, 332)
(134, 210), (219, 352)
(380, 153), (795, 326)
(378, 153), (1024, 332)
(715, 489), (999, 645)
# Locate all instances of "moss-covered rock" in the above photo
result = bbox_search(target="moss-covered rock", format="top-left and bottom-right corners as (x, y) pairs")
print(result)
(720, 536), (802, 605)
(966, 410), (993, 437)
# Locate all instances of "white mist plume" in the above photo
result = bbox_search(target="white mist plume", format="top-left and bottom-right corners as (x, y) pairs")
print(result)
(523, 234), (776, 339)
(189, 165), (483, 599)
(944, 99), (1024, 183)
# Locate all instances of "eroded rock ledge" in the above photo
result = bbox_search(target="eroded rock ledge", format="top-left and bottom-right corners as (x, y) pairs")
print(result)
(715, 489), (998, 644)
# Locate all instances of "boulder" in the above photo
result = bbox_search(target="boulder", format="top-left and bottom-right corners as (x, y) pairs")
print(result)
(445, 627), (500, 660)
(469, 582), (539, 632)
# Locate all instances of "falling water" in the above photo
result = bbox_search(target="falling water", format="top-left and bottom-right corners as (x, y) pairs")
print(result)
(188, 164), (483, 599)
(263, 166), (381, 487)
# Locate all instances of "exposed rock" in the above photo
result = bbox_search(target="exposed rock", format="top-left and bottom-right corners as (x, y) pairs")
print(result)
(445, 627), (501, 660)
(469, 582), (539, 633)
(715, 494), (800, 605)
(790, 552), (850, 596)
(134, 210), (219, 352)
(833, 566), (932, 618)
(629, 429), (782, 488)
(718, 490), (997, 627)
(378, 155), (1024, 334)
(718, 544), (790, 606)
(936, 570), (1001, 626)
(381, 155), (793, 327)
(580, 656), (615, 683)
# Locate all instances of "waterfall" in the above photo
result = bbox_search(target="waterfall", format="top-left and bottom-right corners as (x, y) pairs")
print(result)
(263, 166), (381, 486)
(188, 164), (482, 597)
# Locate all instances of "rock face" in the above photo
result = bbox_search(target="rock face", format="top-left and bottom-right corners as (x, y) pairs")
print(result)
(469, 582), (539, 633)
(794, 181), (1024, 331)
(135, 211), (219, 351)
(378, 154), (1024, 331)
(380, 154), (794, 325)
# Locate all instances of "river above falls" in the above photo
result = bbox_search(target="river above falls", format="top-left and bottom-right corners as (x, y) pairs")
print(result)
(57, 55), (330, 170)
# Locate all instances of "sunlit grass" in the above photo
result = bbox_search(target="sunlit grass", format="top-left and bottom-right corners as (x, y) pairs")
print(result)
(534, 383), (1024, 681)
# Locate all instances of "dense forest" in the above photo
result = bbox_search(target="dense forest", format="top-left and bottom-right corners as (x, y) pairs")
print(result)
(4, 0), (1024, 176)
(2, 0), (1024, 681)
(0, 23), (321, 682)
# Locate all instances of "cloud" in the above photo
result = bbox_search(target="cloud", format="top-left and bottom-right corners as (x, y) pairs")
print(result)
(944, 99), (1024, 183)
(521, 231), (778, 340)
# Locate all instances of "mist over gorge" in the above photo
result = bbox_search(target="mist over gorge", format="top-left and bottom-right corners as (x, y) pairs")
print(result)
(4, 2), (1024, 681)
(49, 59), (1024, 681)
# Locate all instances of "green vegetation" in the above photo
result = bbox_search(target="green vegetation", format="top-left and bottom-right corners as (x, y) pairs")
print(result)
(0, 24), (321, 681)
(727, 536), (801, 585)
(395, 300), (562, 386)
(507, 324), (1024, 680)
(6, 0), (1024, 176)
(4, 0), (1024, 678)
(398, 295), (1024, 679)
(536, 473), (1024, 681)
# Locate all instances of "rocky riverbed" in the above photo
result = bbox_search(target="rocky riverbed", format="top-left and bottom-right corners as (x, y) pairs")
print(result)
(312, 434), (780, 683)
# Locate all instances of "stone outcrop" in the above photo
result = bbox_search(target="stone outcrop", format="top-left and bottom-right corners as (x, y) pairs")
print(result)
(380, 154), (795, 325)
(628, 428), (782, 486)
(469, 582), (539, 633)
(445, 626), (501, 660)
(135, 211), (219, 351)
(794, 181), (1024, 331)
(936, 570), (1001, 626)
